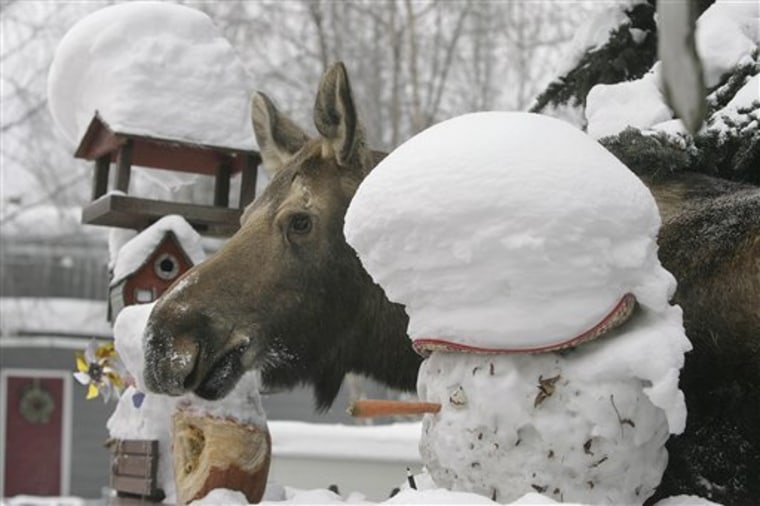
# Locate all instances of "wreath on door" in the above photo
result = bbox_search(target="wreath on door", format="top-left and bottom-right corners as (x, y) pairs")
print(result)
(19, 380), (55, 424)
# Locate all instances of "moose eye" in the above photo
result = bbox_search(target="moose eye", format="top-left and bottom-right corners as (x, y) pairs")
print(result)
(289, 213), (313, 235)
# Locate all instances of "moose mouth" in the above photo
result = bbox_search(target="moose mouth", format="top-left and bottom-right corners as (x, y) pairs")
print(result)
(192, 344), (248, 400)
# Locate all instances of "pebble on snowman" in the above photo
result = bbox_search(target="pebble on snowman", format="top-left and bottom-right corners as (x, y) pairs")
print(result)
(345, 111), (692, 504)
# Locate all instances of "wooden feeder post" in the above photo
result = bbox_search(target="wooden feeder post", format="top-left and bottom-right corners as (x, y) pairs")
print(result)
(76, 113), (261, 237)
(110, 439), (165, 501)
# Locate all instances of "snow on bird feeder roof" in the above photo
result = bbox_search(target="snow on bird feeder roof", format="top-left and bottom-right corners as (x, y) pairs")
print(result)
(48, 1), (257, 152)
(47, 2), (261, 236)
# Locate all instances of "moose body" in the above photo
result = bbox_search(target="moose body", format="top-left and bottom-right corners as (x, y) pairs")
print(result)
(144, 63), (758, 502)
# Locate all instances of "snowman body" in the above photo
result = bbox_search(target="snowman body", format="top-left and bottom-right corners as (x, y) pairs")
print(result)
(344, 112), (691, 504)
(417, 305), (683, 503)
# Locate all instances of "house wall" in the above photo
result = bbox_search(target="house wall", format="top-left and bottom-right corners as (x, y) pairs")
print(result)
(0, 346), (111, 499)
(0, 237), (108, 301)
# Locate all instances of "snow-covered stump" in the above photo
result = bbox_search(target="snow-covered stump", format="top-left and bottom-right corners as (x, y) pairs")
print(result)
(172, 372), (271, 505)
(344, 112), (691, 504)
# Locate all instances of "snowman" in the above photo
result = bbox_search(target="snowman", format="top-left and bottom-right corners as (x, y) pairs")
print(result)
(344, 112), (691, 504)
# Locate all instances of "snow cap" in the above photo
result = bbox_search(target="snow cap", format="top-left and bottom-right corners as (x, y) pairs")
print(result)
(47, 1), (257, 151)
(111, 215), (206, 285)
(345, 112), (672, 352)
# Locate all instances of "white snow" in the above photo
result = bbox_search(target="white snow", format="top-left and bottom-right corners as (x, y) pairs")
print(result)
(725, 74), (760, 111)
(554, 1), (646, 78)
(110, 215), (206, 284)
(585, 1), (759, 139)
(708, 74), (760, 138)
(269, 421), (421, 462)
(0, 205), (104, 239)
(345, 112), (669, 351)
(47, 1), (257, 151)
(344, 111), (690, 503)
(0, 297), (110, 338)
(416, 308), (687, 503)
(695, 0), (759, 89)
(586, 65), (672, 139)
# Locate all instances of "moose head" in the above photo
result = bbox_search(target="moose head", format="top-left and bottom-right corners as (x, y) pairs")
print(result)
(143, 63), (421, 409)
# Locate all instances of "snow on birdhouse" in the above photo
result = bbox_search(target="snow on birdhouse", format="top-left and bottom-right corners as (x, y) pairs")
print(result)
(109, 215), (205, 321)
(47, 1), (262, 236)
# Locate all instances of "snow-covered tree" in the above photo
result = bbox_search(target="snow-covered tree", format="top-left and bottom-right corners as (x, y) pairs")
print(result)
(532, 1), (759, 503)
(531, 0), (758, 186)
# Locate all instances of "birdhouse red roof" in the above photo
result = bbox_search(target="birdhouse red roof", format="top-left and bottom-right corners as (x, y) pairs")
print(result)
(75, 113), (256, 177)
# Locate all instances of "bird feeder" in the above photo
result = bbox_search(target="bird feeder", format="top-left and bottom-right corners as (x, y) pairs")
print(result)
(76, 113), (261, 237)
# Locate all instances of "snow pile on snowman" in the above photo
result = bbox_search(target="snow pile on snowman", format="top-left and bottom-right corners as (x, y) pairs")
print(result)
(344, 112), (692, 504)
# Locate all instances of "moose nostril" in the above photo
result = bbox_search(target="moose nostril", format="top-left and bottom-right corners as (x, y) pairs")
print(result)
(171, 336), (201, 391)
(144, 334), (201, 395)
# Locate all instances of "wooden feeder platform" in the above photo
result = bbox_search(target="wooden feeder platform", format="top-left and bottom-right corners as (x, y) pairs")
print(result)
(76, 114), (261, 237)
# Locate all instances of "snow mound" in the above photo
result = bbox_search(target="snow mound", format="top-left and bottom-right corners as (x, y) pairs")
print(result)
(417, 307), (687, 503)
(345, 112), (668, 352)
(47, 1), (256, 150)
(586, 65), (672, 139)
(344, 111), (690, 503)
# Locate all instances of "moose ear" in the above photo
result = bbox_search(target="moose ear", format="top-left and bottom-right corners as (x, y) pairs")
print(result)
(313, 62), (364, 168)
(251, 92), (309, 175)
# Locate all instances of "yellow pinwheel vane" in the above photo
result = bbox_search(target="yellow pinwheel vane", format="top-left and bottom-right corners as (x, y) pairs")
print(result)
(74, 340), (126, 402)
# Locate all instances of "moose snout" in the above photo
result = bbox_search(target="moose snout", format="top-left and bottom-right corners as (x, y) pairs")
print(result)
(143, 328), (202, 396)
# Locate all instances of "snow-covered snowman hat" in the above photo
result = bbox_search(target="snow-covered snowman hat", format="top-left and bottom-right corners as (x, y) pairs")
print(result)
(345, 112), (674, 354)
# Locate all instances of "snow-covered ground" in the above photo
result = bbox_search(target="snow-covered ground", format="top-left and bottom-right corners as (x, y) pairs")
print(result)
(0, 298), (111, 341)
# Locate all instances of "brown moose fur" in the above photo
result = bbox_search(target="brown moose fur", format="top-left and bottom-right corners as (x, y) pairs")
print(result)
(645, 175), (759, 503)
(144, 63), (758, 502)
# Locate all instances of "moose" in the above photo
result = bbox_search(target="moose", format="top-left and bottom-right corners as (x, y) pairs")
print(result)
(144, 63), (758, 503)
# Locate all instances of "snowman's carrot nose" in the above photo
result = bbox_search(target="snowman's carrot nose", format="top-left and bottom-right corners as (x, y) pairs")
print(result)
(348, 399), (442, 418)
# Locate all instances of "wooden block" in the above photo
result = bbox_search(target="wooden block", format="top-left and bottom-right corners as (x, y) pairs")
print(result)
(116, 439), (158, 456)
(114, 454), (154, 477)
(111, 475), (155, 496)
(110, 439), (163, 501)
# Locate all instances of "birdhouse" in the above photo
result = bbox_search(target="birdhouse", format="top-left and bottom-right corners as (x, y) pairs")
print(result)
(76, 113), (261, 237)
(108, 215), (206, 321)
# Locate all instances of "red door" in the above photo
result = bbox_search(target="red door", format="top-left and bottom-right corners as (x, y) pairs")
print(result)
(3, 375), (65, 496)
